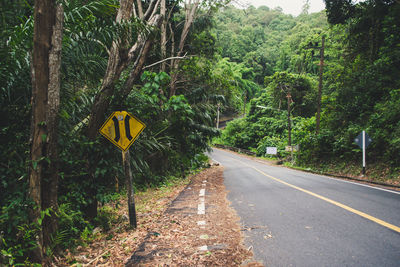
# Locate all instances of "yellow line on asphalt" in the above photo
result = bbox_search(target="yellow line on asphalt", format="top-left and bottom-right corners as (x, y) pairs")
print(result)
(239, 160), (400, 234)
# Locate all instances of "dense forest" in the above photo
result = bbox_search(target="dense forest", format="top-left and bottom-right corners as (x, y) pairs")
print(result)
(1, 0), (399, 264)
(216, 1), (400, 180)
(1, 0), (236, 264)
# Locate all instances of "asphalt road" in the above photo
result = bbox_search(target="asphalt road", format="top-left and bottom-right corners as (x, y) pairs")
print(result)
(211, 148), (400, 267)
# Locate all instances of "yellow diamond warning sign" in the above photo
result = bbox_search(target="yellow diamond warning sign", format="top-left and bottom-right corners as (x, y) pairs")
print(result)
(99, 111), (146, 151)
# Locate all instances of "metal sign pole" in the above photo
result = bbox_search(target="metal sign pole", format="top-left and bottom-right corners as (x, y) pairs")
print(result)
(354, 130), (372, 177)
(122, 150), (137, 228)
(362, 130), (366, 176)
(100, 111), (146, 229)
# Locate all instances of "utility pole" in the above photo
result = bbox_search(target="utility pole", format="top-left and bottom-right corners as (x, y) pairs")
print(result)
(281, 83), (294, 158)
(286, 92), (293, 161)
(316, 36), (325, 134)
(287, 93), (292, 147)
(305, 35), (325, 134)
(216, 103), (220, 129)
(243, 93), (247, 116)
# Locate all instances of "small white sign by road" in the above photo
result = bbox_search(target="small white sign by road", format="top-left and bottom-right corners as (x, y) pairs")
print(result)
(285, 145), (298, 152)
(266, 147), (277, 155)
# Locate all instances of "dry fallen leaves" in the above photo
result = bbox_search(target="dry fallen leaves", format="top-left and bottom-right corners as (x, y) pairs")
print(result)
(54, 166), (263, 266)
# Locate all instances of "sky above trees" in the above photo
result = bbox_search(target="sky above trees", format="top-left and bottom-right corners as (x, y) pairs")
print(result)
(235, 0), (325, 15)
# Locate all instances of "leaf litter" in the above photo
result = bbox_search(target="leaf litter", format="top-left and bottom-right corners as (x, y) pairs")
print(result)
(54, 166), (263, 266)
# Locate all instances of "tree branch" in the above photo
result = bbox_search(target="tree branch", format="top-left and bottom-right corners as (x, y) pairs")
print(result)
(136, 0), (144, 18)
(144, 0), (160, 21)
(121, 14), (162, 98)
(143, 54), (192, 70)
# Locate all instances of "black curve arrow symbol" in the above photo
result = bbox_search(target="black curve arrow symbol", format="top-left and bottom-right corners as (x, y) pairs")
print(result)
(112, 116), (120, 142)
(125, 115), (133, 141)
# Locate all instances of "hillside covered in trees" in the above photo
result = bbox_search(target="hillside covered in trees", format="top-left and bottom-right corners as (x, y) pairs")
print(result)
(215, 1), (400, 182)
(0, 0), (253, 264)
(0, 0), (399, 264)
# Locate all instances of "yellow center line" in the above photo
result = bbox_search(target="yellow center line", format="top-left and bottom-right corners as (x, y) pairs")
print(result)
(237, 160), (400, 234)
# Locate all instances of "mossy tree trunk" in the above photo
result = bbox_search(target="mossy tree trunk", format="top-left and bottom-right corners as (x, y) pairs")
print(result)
(29, 0), (63, 262)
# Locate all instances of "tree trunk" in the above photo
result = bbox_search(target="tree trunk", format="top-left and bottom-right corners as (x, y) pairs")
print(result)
(121, 15), (162, 98)
(169, 0), (199, 97)
(86, 0), (134, 142)
(160, 0), (167, 72)
(83, 0), (160, 219)
(86, 0), (162, 141)
(84, 0), (134, 220)
(30, 0), (63, 262)
(136, 0), (144, 19)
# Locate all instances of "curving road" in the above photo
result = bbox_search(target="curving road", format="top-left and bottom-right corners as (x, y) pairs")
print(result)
(211, 148), (400, 267)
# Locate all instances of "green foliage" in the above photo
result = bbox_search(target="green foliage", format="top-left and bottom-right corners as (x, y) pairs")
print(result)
(220, 90), (289, 153)
(61, 0), (148, 88)
(316, 0), (400, 168)
(214, 5), (328, 83)
(80, 226), (95, 244)
(368, 90), (400, 166)
(0, 220), (40, 265)
(206, 56), (261, 113)
(0, 0), (33, 107)
(2, 0), (400, 263)
(264, 72), (317, 117)
(0, 106), (32, 265)
(256, 136), (285, 158)
(0, 0), (155, 262)
(105, 70), (219, 191)
(220, 118), (249, 148)
(57, 203), (89, 248)
(218, 2), (400, 177)
(94, 206), (116, 232)
(324, 0), (355, 24)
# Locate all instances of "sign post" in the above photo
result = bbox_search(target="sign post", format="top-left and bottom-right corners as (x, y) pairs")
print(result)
(354, 130), (372, 176)
(100, 111), (146, 228)
(122, 150), (137, 228)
